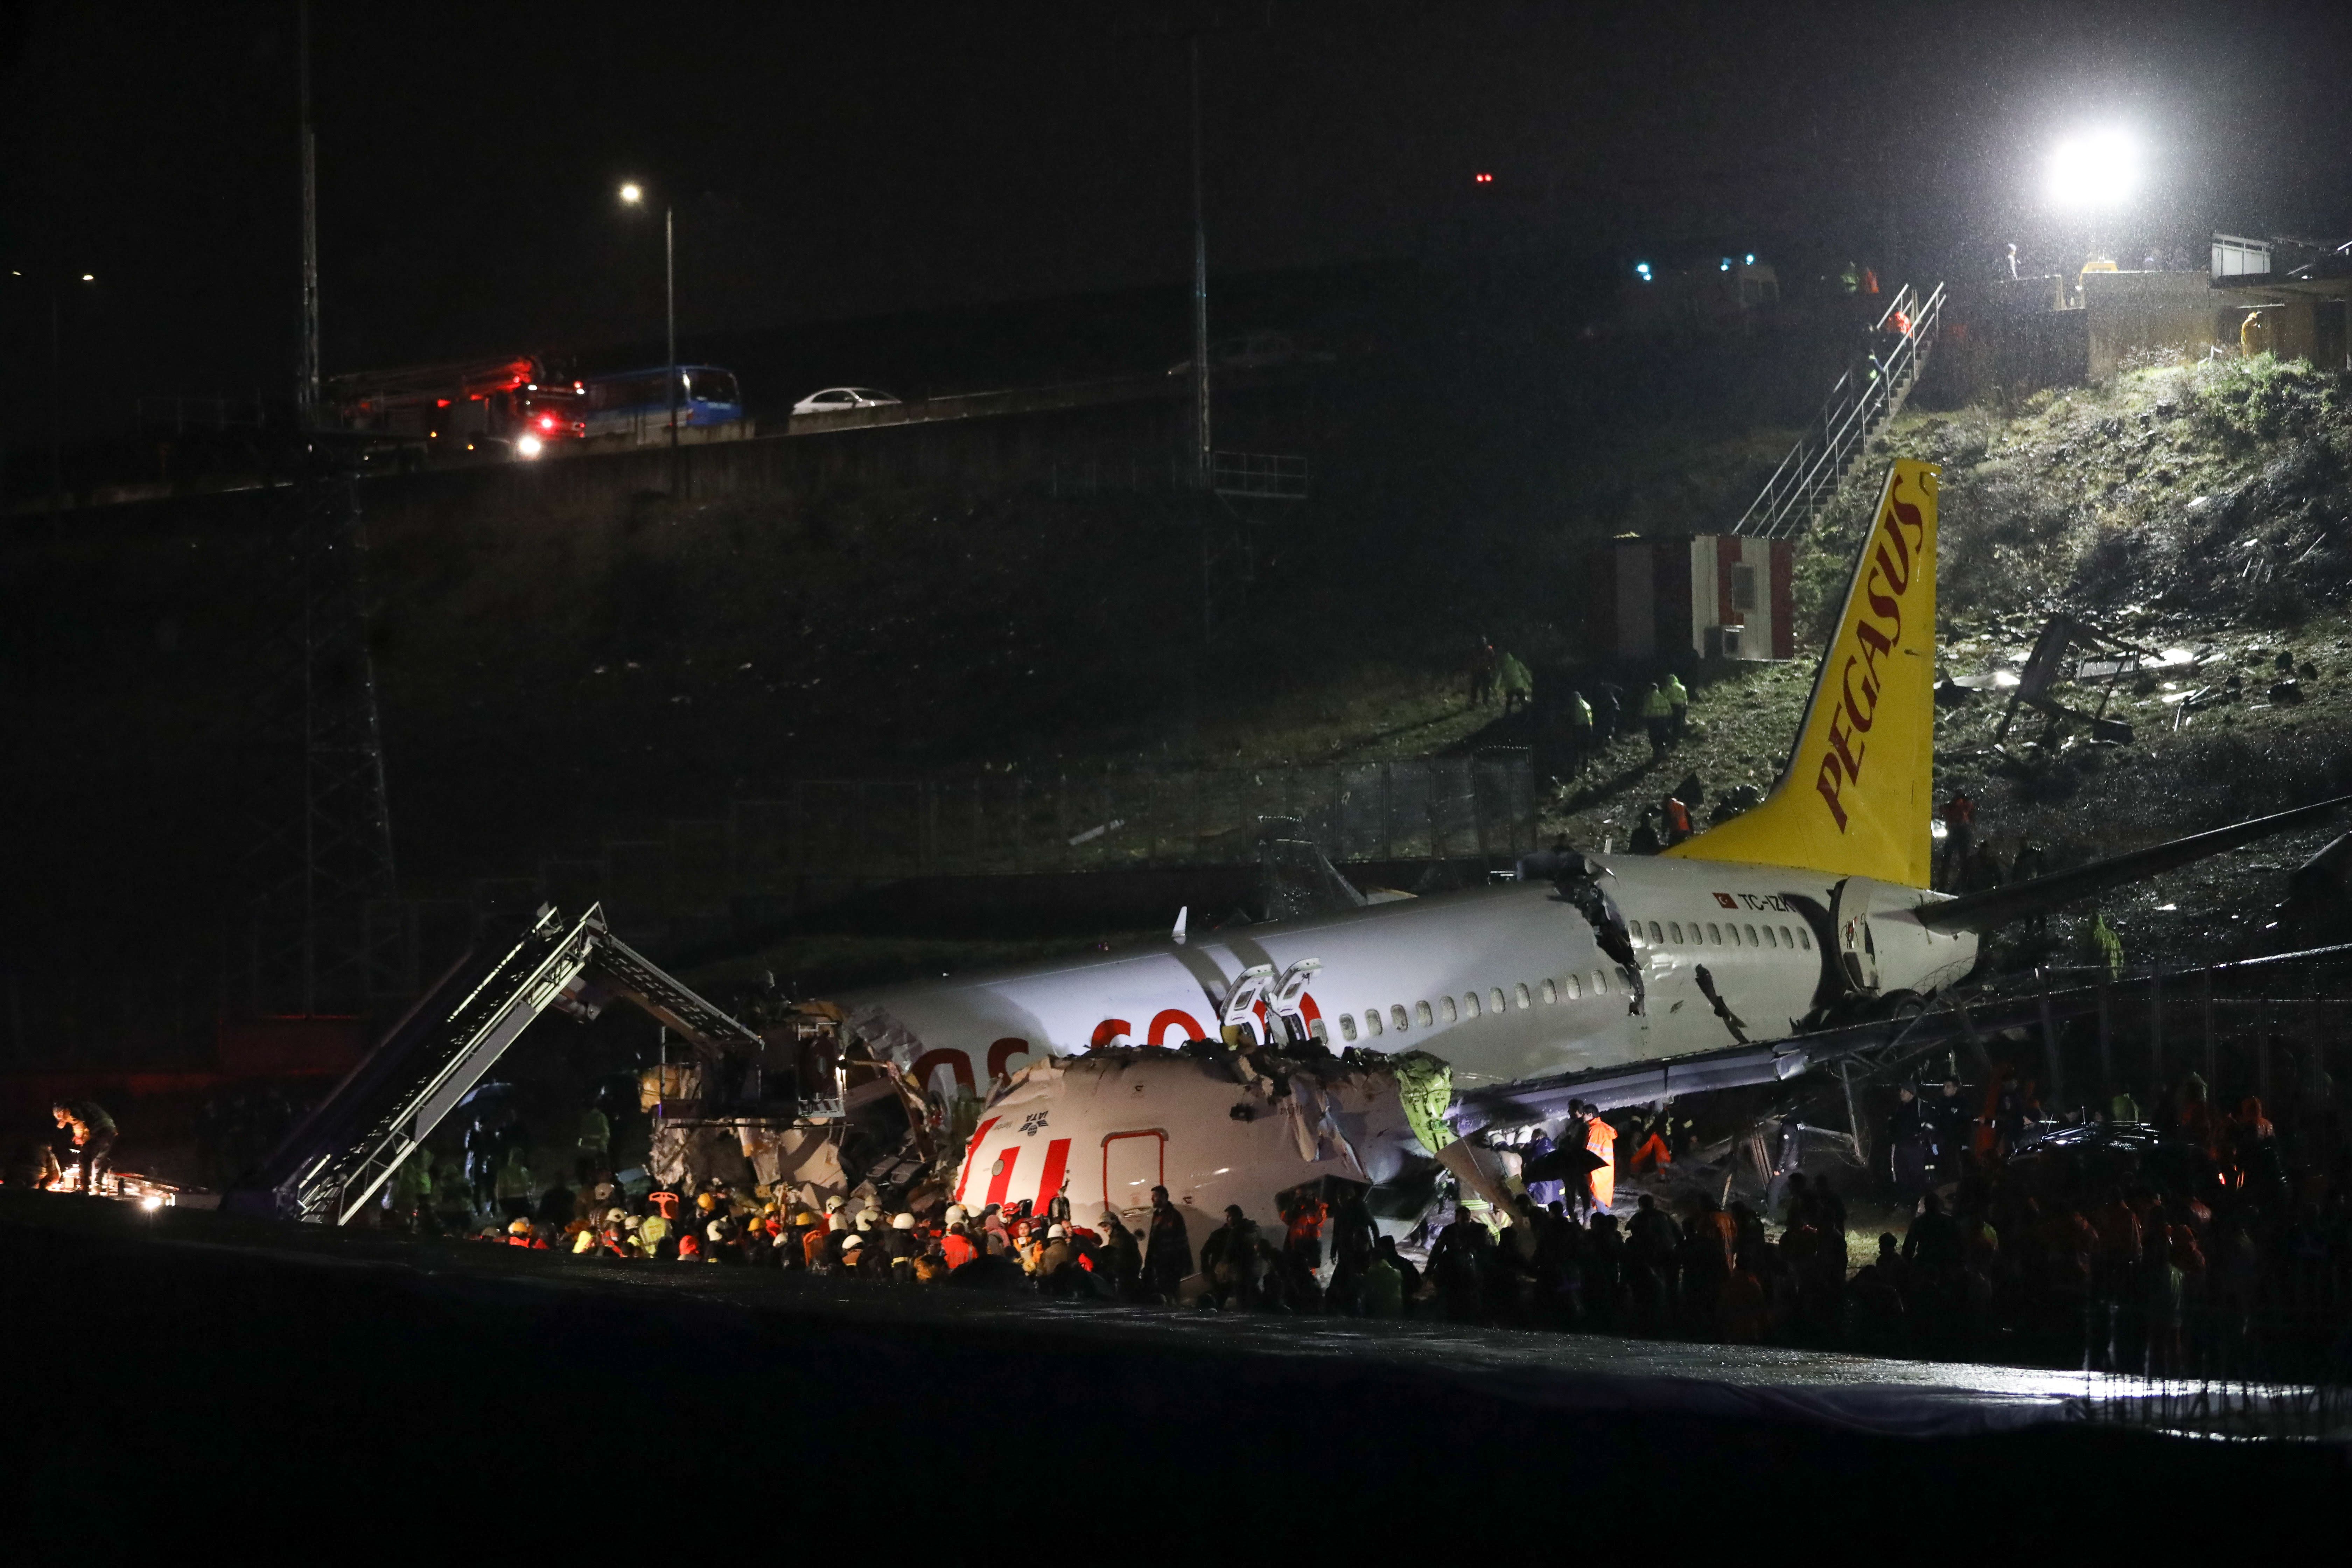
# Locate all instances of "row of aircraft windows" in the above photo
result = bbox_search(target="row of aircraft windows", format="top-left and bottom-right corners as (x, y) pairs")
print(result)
(1631, 918), (1812, 952)
(1334, 969), (1611, 1043)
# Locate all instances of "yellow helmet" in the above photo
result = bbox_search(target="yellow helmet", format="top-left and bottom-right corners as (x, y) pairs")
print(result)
(508, 1218), (533, 1235)
(696, 1192), (718, 1211)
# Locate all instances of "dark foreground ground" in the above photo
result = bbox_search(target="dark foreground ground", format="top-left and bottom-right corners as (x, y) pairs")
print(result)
(4, 1191), (2341, 1550)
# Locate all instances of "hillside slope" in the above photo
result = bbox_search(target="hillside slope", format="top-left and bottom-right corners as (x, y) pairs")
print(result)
(1545, 356), (2352, 971)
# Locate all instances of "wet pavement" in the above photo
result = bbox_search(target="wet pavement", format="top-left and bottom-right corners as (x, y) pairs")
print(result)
(5, 1190), (2268, 1443)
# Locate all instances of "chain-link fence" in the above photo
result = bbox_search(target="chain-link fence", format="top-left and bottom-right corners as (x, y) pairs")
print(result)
(282, 752), (1535, 1012)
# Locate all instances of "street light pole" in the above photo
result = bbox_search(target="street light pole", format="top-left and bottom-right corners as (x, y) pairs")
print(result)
(665, 201), (678, 491)
(1189, 33), (1211, 500)
(297, 0), (322, 421)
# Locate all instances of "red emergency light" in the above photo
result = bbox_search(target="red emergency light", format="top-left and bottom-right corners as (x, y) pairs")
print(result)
(436, 398), (452, 407)
(1475, 172), (1493, 184)
(538, 414), (558, 431)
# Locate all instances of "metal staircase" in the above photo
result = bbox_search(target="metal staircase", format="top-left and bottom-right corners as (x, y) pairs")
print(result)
(1732, 281), (1946, 540)
(225, 903), (760, 1225)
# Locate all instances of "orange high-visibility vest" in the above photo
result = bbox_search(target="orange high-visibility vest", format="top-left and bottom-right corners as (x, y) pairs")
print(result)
(1586, 1118), (1618, 1212)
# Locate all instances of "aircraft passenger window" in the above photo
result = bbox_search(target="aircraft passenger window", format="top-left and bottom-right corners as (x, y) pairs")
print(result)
(1464, 991), (1481, 1018)
(1763, 925), (1778, 948)
(1727, 924), (1742, 946)
(1648, 921), (1664, 943)
(1339, 1013), (1358, 1042)
(1540, 979), (1556, 1004)
(1490, 987), (1507, 1014)
(1364, 1009), (1384, 1037)
(1564, 973), (1582, 1000)
(1798, 929), (1812, 950)
(1628, 926), (1644, 949)
(1442, 996), (1458, 1023)
(1391, 1004), (1410, 1032)
(1667, 922), (1683, 944)
(1514, 982), (1532, 1010)
(1706, 923), (1722, 944)
(1745, 924), (1759, 946)
(1594, 969), (1608, 993)
(1416, 1000), (1433, 1027)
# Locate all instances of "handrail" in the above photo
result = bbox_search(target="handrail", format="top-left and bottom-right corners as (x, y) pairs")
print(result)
(1734, 281), (1945, 540)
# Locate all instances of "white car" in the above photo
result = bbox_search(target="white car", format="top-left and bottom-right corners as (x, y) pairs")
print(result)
(791, 386), (902, 416)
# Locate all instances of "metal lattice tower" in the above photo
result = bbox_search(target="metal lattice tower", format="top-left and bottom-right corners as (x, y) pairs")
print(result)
(241, 459), (400, 1016)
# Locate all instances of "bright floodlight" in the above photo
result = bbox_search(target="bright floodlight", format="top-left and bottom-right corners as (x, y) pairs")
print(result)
(2048, 130), (2137, 209)
(80, 273), (94, 282)
(618, 182), (643, 205)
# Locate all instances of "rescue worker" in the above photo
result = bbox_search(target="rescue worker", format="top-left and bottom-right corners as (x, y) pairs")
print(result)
(642, 1191), (679, 1260)
(1468, 640), (1498, 706)
(2089, 910), (2124, 980)
(1591, 680), (1625, 743)
(493, 1145), (535, 1220)
(1626, 1111), (1671, 1175)
(1200, 1205), (1263, 1309)
(942, 1217), (979, 1272)
(1639, 681), (1674, 761)
(1888, 1086), (1933, 1199)
(389, 1148), (434, 1231)
(1661, 793), (1693, 847)
(1428, 1203), (1495, 1322)
(1101, 1213), (1143, 1298)
(50, 1100), (117, 1196)
(1033, 1223), (1076, 1294)
(1565, 687), (1595, 771)
(887, 1211), (922, 1283)
(2011, 840), (2051, 938)
(2240, 310), (2271, 358)
(1498, 651), (1534, 716)
(1936, 793), (1976, 891)
(1143, 1185), (1192, 1301)
(1584, 1105), (1618, 1213)
(1662, 671), (1689, 739)
(1358, 1245), (1404, 1318)
(1629, 808), (1663, 856)
(5, 1137), (62, 1191)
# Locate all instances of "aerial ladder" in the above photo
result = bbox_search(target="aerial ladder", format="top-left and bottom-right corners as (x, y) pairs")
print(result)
(224, 904), (761, 1225)
(1732, 281), (1946, 541)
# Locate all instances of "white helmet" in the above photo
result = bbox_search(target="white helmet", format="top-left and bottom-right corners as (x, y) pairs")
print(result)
(891, 1212), (916, 1231)
(825, 1195), (847, 1212)
(1047, 1224), (1067, 1239)
(944, 1204), (969, 1225)
(855, 1211), (876, 1231)
(841, 1233), (863, 1250)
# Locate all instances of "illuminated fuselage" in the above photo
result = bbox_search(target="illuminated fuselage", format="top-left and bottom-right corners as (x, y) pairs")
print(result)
(841, 855), (1977, 1097)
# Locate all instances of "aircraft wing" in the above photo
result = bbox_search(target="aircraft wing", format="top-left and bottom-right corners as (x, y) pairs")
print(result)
(1915, 791), (2352, 934)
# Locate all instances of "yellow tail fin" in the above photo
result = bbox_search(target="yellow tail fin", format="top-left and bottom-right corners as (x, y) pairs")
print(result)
(1665, 460), (1940, 886)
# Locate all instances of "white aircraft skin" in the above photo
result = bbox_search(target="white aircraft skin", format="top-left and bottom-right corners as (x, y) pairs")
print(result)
(839, 856), (1978, 1100)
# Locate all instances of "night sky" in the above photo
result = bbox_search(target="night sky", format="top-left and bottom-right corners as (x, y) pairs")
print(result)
(5, 0), (2351, 438)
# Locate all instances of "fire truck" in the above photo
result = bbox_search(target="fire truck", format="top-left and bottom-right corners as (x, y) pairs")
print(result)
(324, 354), (587, 461)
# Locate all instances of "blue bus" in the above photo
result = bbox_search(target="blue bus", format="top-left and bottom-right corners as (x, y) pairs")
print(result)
(579, 365), (746, 444)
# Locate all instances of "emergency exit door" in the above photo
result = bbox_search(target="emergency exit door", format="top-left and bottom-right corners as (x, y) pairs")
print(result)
(1101, 1129), (1166, 1222)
